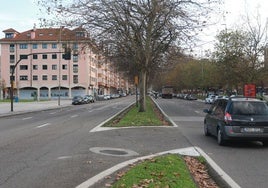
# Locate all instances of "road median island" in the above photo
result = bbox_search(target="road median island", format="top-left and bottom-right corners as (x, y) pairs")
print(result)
(103, 96), (171, 127)
(102, 154), (220, 188)
(95, 97), (226, 188)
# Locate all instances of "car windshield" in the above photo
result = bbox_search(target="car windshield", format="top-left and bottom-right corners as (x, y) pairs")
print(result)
(230, 101), (268, 115)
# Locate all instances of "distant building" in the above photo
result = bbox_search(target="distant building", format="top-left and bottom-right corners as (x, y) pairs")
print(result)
(0, 27), (129, 100)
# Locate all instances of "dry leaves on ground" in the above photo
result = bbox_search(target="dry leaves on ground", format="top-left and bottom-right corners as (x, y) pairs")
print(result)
(184, 156), (219, 188)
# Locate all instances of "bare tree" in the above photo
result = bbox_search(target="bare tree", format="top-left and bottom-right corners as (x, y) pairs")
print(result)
(38, 0), (221, 111)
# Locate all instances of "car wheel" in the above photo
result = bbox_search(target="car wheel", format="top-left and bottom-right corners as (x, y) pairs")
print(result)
(217, 128), (226, 146)
(204, 122), (210, 136)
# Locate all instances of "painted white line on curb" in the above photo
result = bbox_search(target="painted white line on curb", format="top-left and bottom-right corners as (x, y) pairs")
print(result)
(89, 100), (178, 133)
(195, 147), (241, 188)
(76, 147), (240, 188)
(36, 123), (51, 128)
(89, 102), (135, 133)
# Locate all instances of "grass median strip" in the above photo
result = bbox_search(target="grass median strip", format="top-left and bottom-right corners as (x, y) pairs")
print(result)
(104, 97), (170, 127)
(110, 154), (197, 188)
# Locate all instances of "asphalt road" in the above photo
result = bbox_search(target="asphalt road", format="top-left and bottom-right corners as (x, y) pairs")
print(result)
(1, 96), (267, 188)
(156, 97), (268, 188)
(0, 97), (140, 188)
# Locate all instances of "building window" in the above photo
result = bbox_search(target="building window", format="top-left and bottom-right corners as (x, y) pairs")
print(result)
(73, 75), (78, 84)
(62, 43), (67, 49)
(42, 65), (48, 70)
(42, 54), (47, 59)
(52, 54), (57, 59)
(10, 55), (15, 63)
(52, 65), (57, 70)
(20, 55), (28, 59)
(62, 64), (67, 70)
(20, 75), (28, 80)
(10, 65), (15, 74)
(33, 75), (38, 80)
(20, 65), (28, 70)
(10, 44), (15, 52)
(52, 75), (57, 80)
(6, 33), (14, 38)
(19, 44), (28, 49)
(42, 75), (48, 80)
(33, 65), (38, 70)
(33, 54), (38, 59)
(73, 55), (78, 62)
(76, 31), (85, 37)
(52, 43), (57, 49)
(62, 75), (67, 80)
(32, 44), (38, 49)
(73, 43), (78, 50)
(42, 43), (47, 49)
(73, 64), (78, 73)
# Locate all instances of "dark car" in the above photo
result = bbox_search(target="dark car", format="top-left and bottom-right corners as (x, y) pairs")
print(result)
(203, 97), (268, 146)
(72, 96), (84, 105)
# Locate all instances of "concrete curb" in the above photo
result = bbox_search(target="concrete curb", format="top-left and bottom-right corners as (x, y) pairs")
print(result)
(76, 147), (240, 188)
(90, 98), (178, 133)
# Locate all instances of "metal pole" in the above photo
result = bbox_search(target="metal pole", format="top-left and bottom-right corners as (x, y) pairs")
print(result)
(136, 84), (138, 107)
(10, 76), (14, 112)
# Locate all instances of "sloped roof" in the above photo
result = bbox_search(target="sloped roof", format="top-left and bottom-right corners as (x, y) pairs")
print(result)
(2, 28), (19, 33)
(0, 27), (88, 42)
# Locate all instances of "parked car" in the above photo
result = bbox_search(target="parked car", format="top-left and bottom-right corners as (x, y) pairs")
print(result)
(84, 95), (95, 103)
(72, 96), (84, 105)
(186, 94), (197, 100)
(104, 94), (111, 100)
(205, 95), (216, 104)
(203, 97), (268, 146)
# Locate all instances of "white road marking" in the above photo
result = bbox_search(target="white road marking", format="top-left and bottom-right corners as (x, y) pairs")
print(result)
(22, 117), (32, 120)
(57, 156), (72, 160)
(71, 115), (78, 118)
(195, 110), (200, 114)
(36, 123), (51, 128)
(50, 112), (57, 114)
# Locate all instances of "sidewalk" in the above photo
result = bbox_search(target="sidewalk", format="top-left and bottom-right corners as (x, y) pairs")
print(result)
(0, 99), (72, 117)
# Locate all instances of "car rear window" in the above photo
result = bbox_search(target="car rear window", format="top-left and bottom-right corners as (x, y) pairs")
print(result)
(229, 101), (268, 115)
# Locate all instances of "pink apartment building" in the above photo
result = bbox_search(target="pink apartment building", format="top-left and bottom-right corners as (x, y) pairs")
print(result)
(0, 27), (129, 100)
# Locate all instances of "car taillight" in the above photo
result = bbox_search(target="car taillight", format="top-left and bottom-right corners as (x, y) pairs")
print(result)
(224, 112), (232, 123)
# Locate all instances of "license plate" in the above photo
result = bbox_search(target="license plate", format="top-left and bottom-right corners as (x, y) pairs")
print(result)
(241, 127), (263, 133)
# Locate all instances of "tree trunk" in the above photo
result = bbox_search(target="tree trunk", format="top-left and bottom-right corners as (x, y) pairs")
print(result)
(139, 70), (147, 112)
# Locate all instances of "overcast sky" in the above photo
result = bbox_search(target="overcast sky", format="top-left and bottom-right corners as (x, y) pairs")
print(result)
(0, 0), (268, 54)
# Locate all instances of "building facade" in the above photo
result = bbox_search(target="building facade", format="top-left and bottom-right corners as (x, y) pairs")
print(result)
(0, 27), (129, 100)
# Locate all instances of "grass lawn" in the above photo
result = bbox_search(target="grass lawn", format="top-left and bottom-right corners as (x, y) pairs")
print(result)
(111, 154), (198, 188)
(104, 97), (169, 127)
